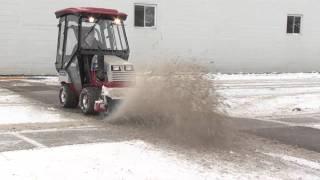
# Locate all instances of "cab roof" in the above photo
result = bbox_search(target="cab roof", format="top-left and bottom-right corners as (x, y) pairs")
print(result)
(55, 7), (127, 20)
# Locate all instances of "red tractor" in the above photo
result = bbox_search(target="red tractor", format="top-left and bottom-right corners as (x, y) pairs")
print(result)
(54, 7), (135, 115)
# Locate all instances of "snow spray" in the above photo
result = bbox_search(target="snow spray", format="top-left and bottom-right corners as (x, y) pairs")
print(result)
(107, 62), (232, 145)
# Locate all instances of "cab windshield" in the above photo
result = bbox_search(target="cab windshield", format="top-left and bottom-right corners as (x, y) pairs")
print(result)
(81, 18), (128, 51)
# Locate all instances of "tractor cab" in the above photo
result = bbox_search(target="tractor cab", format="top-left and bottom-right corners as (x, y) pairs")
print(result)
(55, 7), (135, 114)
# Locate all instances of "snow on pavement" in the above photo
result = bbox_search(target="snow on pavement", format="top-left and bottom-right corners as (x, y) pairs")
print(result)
(0, 76), (58, 86)
(1, 75), (320, 179)
(1, 140), (319, 180)
(8, 73), (320, 125)
(213, 73), (320, 120)
(21, 76), (58, 86)
(213, 72), (320, 81)
(14, 73), (320, 120)
(0, 88), (73, 125)
(9, 73), (320, 120)
(264, 152), (320, 171)
(0, 141), (234, 180)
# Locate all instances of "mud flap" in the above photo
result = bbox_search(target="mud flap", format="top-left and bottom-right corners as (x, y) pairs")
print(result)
(94, 100), (106, 112)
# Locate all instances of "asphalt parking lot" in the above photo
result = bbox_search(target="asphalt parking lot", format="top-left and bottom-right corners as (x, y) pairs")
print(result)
(0, 79), (320, 153)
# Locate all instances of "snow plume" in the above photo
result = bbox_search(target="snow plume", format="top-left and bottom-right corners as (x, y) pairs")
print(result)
(109, 62), (232, 146)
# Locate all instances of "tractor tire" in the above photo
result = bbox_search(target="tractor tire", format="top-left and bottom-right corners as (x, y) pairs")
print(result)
(59, 84), (78, 108)
(79, 87), (101, 115)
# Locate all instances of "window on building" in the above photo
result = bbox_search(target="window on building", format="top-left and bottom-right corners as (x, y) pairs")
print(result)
(134, 4), (156, 27)
(287, 15), (302, 34)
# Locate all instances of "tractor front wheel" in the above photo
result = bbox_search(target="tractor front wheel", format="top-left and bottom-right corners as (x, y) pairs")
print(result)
(79, 87), (101, 115)
(59, 84), (78, 108)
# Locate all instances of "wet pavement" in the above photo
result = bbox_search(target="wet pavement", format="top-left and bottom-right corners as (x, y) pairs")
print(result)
(0, 133), (34, 152)
(253, 126), (320, 152)
(0, 127), (132, 152)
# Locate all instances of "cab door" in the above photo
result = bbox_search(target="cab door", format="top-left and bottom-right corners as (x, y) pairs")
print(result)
(64, 15), (82, 92)
(55, 17), (66, 71)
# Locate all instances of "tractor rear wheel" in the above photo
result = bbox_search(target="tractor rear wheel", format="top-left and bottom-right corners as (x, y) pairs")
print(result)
(59, 84), (78, 108)
(79, 87), (101, 115)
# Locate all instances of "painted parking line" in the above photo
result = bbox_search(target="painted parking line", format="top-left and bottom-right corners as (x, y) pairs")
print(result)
(0, 76), (26, 80)
(10, 132), (47, 148)
(0, 126), (101, 135)
(0, 126), (104, 152)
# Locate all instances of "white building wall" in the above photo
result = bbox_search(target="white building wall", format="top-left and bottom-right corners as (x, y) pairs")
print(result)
(0, 0), (319, 74)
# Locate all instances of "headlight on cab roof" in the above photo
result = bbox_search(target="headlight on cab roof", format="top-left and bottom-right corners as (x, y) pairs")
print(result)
(111, 65), (121, 71)
(125, 65), (134, 71)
